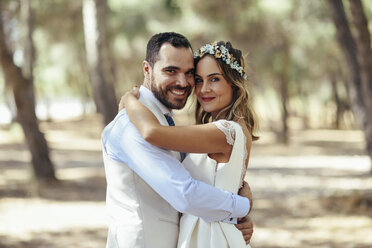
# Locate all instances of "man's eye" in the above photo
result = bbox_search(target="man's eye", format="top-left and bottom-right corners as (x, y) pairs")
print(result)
(166, 69), (176, 73)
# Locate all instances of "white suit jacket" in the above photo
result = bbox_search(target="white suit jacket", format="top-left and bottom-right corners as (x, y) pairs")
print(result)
(103, 95), (180, 248)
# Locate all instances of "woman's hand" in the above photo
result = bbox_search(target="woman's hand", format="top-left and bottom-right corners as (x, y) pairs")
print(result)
(236, 181), (253, 245)
(118, 85), (140, 112)
(238, 181), (253, 214)
(235, 216), (253, 245)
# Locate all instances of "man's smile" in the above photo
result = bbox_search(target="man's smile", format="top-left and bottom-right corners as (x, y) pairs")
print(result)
(168, 87), (190, 97)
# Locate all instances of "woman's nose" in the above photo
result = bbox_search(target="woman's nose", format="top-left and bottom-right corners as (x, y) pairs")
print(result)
(201, 82), (211, 93)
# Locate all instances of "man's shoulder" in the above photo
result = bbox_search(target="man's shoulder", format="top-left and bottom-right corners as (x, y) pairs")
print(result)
(102, 110), (133, 141)
(112, 109), (130, 127)
(102, 110), (144, 159)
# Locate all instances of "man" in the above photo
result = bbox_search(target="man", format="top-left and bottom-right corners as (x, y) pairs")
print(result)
(102, 32), (253, 248)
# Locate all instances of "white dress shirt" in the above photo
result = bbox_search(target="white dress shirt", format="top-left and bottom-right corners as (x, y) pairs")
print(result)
(101, 86), (249, 223)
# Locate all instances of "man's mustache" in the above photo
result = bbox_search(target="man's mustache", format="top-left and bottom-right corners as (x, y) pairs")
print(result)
(168, 86), (192, 92)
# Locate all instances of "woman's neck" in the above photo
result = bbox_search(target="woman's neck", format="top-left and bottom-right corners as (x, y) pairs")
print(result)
(212, 110), (226, 121)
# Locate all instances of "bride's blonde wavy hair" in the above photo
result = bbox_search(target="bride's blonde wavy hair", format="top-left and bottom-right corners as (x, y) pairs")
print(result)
(194, 41), (259, 140)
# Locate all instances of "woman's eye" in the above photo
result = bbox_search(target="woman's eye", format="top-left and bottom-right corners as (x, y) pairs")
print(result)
(211, 77), (220, 82)
(195, 78), (203, 84)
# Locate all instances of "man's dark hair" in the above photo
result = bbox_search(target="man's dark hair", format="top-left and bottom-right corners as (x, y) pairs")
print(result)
(146, 32), (193, 67)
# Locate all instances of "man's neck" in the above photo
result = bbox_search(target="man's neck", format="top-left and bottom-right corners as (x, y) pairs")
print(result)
(139, 85), (172, 115)
(141, 83), (172, 113)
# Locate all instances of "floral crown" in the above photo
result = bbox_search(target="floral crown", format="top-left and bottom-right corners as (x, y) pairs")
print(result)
(194, 42), (248, 80)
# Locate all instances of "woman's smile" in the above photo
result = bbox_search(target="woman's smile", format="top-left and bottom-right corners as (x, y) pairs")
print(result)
(201, 97), (215, 102)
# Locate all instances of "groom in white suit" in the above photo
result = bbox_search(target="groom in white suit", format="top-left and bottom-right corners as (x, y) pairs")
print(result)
(102, 32), (253, 248)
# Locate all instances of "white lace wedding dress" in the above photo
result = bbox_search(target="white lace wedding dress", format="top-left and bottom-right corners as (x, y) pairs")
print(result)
(177, 120), (251, 248)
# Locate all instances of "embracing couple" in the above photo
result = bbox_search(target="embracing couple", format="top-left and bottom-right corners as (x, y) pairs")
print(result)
(102, 32), (258, 248)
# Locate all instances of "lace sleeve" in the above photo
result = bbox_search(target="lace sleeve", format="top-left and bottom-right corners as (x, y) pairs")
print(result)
(213, 120), (236, 146)
(214, 119), (248, 188)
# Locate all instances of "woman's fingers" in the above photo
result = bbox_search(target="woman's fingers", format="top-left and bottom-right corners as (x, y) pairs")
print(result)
(132, 85), (140, 98)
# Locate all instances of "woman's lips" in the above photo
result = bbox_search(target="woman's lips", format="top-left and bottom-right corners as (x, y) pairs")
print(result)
(202, 97), (215, 102)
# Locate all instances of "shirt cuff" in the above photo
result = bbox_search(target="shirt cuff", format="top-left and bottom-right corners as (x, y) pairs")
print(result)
(221, 217), (238, 224)
(221, 194), (250, 224)
(232, 194), (250, 217)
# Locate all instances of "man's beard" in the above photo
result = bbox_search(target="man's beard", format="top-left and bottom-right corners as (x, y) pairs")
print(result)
(151, 76), (191, 110)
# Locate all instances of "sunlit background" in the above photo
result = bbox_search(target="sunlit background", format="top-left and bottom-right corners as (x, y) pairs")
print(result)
(0, 0), (372, 247)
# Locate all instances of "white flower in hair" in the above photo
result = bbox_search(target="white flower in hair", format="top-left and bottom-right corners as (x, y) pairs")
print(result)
(194, 42), (247, 80)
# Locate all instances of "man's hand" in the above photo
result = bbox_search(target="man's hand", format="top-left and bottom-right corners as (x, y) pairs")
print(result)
(235, 216), (253, 245)
(118, 85), (140, 112)
(238, 180), (252, 214)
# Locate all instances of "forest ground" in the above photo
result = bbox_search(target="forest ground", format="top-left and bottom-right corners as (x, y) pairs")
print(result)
(0, 114), (371, 248)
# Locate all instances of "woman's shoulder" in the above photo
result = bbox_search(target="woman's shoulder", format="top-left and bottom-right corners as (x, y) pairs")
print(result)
(212, 119), (251, 145)
(213, 119), (243, 129)
(212, 119), (236, 146)
(213, 119), (250, 136)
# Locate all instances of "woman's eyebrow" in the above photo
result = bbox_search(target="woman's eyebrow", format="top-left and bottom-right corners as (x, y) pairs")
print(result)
(207, 73), (222, 77)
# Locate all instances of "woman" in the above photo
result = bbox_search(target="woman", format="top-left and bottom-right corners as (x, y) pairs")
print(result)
(123, 41), (258, 248)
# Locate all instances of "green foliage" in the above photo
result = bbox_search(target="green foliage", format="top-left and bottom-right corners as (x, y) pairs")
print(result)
(1, 0), (371, 128)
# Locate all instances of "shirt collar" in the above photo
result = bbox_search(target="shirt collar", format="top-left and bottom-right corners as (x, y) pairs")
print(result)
(139, 85), (173, 116)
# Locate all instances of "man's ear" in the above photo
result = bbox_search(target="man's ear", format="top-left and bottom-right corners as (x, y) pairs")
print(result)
(142, 60), (151, 79)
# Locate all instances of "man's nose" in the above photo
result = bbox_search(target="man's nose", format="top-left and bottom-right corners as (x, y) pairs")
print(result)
(176, 74), (188, 87)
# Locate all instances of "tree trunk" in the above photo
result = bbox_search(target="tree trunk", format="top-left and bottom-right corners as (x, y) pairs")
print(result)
(330, 73), (341, 129)
(0, 2), (56, 182)
(279, 74), (289, 144)
(328, 0), (365, 123)
(22, 0), (35, 88)
(349, 0), (372, 103)
(348, 0), (372, 166)
(328, 0), (372, 173)
(82, 0), (117, 125)
(278, 38), (290, 144)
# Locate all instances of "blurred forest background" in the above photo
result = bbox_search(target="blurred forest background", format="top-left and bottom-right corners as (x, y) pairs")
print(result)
(0, 0), (372, 247)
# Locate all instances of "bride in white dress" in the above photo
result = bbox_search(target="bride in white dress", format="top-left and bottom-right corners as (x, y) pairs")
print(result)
(123, 41), (258, 248)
